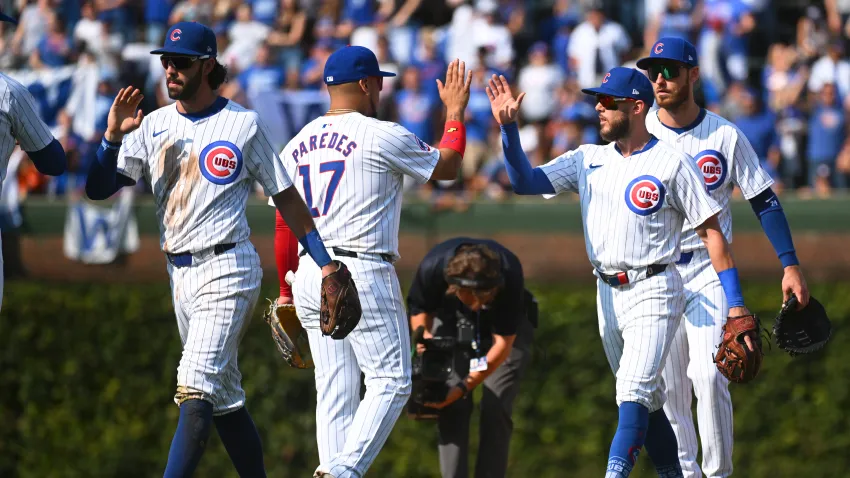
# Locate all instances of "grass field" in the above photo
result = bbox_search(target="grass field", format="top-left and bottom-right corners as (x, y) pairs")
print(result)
(1, 279), (847, 477)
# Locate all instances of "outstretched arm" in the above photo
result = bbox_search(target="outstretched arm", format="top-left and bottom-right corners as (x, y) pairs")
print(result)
(748, 187), (809, 307)
(487, 74), (555, 195)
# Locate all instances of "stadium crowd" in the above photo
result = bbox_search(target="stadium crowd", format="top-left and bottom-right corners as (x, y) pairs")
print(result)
(2, 0), (850, 212)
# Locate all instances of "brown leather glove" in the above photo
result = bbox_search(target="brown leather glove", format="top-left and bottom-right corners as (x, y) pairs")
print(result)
(320, 260), (362, 339)
(713, 314), (765, 384)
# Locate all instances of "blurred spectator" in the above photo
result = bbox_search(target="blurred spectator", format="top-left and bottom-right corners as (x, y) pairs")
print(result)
(222, 3), (271, 72)
(824, 0), (850, 39)
(732, 86), (782, 188)
(807, 83), (846, 195)
(568, 3), (631, 89)
(644, 0), (696, 48)
(248, 0), (279, 26)
(35, 15), (72, 67)
(697, 0), (755, 95)
(411, 27), (446, 103)
(300, 39), (334, 90)
(145, 0), (174, 45)
(393, 65), (439, 144)
(797, 5), (830, 66)
(169, 0), (214, 25)
(74, 2), (101, 52)
(94, 0), (133, 43)
(461, 64), (496, 195)
(517, 42), (563, 125)
(10, 0), (53, 66)
(267, 0), (307, 78)
(224, 43), (285, 105)
(808, 38), (850, 107)
(467, 0), (514, 72)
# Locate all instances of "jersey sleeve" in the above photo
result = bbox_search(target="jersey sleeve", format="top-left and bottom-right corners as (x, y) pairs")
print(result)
(372, 122), (441, 183)
(730, 126), (773, 199)
(8, 80), (54, 152)
(537, 147), (584, 196)
(669, 154), (722, 227)
(116, 127), (147, 181)
(244, 113), (293, 196)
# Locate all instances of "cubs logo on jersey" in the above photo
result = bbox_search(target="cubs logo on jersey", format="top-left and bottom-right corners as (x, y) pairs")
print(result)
(693, 150), (727, 191)
(200, 141), (243, 185)
(625, 175), (666, 216)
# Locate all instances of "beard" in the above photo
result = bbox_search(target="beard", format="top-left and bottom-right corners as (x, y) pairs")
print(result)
(167, 69), (203, 101)
(655, 83), (690, 111)
(599, 113), (630, 142)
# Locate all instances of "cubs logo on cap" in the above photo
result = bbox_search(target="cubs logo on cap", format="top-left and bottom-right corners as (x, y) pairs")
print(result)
(625, 175), (666, 216)
(199, 141), (243, 185)
(170, 29), (182, 42)
(694, 150), (727, 191)
(636, 37), (699, 69)
(151, 21), (217, 58)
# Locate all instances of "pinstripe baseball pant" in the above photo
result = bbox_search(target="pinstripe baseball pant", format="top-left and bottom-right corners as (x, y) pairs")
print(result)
(294, 250), (412, 478)
(168, 240), (263, 416)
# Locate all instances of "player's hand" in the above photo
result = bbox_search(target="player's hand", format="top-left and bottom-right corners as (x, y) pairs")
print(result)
(728, 305), (758, 352)
(424, 385), (465, 409)
(782, 265), (809, 310)
(437, 59), (472, 120)
(486, 74), (525, 125)
(105, 86), (144, 143)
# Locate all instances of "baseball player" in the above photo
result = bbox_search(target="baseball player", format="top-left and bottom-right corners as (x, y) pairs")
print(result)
(487, 68), (758, 478)
(278, 46), (471, 478)
(637, 37), (810, 478)
(83, 22), (343, 478)
(0, 12), (68, 311)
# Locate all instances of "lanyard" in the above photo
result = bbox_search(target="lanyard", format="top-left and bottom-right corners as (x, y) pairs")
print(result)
(471, 310), (483, 359)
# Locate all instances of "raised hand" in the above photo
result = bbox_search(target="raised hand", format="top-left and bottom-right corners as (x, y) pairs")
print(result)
(486, 74), (525, 126)
(105, 86), (144, 143)
(437, 59), (473, 121)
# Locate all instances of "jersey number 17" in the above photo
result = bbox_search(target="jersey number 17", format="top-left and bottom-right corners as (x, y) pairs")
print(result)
(298, 161), (345, 218)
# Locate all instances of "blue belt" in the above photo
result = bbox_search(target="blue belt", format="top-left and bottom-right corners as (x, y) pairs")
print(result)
(167, 243), (236, 268)
(597, 263), (668, 287)
(675, 251), (694, 265)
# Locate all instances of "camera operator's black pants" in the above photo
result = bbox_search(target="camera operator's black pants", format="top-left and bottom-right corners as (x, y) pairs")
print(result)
(435, 317), (534, 478)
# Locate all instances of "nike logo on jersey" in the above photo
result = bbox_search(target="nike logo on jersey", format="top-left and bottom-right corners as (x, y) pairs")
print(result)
(153, 130), (168, 137)
(589, 163), (603, 169)
(447, 127), (458, 133)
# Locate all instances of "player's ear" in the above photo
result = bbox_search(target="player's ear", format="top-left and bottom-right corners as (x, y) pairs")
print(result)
(203, 58), (215, 76)
(690, 66), (700, 85)
(359, 78), (369, 95)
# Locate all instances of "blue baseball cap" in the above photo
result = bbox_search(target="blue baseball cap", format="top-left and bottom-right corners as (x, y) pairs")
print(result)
(0, 12), (16, 24)
(581, 67), (654, 106)
(636, 37), (698, 69)
(150, 22), (217, 57)
(323, 46), (396, 86)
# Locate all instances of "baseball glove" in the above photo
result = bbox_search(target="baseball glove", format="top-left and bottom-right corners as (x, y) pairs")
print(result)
(713, 313), (767, 384)
(262, 299), (313, 369)
(773, 293), (832, 357)
(320, 260), (362, 339)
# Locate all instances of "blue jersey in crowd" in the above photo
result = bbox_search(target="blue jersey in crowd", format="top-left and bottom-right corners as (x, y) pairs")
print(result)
(238, 65), (286, 98)
(702, 0), (751, 55)
(396, 90), (437, 144)
(343, 0), (376, 26)
(735, 111), (778, 159)
(807, 105), (846, 163)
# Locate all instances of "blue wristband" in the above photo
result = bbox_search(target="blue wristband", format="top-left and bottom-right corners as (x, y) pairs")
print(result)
(717, 267), (745, 308)
(299, 229), (332, 268)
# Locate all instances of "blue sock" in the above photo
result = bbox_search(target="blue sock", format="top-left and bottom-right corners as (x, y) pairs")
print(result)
(645, 410), (684, 478)
(214, 406), (267, 478)
(606, 402), (649, 478)
(164, 399), (213, 478)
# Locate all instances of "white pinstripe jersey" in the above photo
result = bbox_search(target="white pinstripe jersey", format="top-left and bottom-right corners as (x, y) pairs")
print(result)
(277, 112), (439, 259)
(117, 98), (292, 254)
(0, 73), (54, 195)
(646, 109), (773, 252)
(539, 137), (722, 273)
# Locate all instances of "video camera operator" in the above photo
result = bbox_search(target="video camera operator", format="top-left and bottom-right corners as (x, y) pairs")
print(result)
(406, 237), (537, 478)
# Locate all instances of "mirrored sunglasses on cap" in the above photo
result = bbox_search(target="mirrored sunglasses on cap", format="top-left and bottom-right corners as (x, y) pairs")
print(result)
(597, 95), (636, 110)
(160, 55), (211, 70)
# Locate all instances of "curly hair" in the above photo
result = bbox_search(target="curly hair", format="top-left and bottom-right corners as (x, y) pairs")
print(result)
(208, 60), (229, 90)
(444, 244), (503, 295)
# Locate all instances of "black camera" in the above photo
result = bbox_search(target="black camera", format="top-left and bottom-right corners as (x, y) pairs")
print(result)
(407, 318), (476, 420)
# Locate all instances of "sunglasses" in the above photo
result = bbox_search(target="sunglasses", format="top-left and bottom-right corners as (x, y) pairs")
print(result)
(160, 55), (210, 70)
(597, 95), (635, 110)
(647, 63), (683, 81)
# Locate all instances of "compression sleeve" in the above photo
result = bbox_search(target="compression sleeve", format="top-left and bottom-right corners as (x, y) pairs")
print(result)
(500, 123), (555, 195)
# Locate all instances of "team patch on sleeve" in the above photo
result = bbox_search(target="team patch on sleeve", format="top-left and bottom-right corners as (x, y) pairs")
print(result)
(693, 150), (727, 191)
(415, 136), (430, 152)
(625, 175), (666, 216)
(199, 141), (244, 185)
